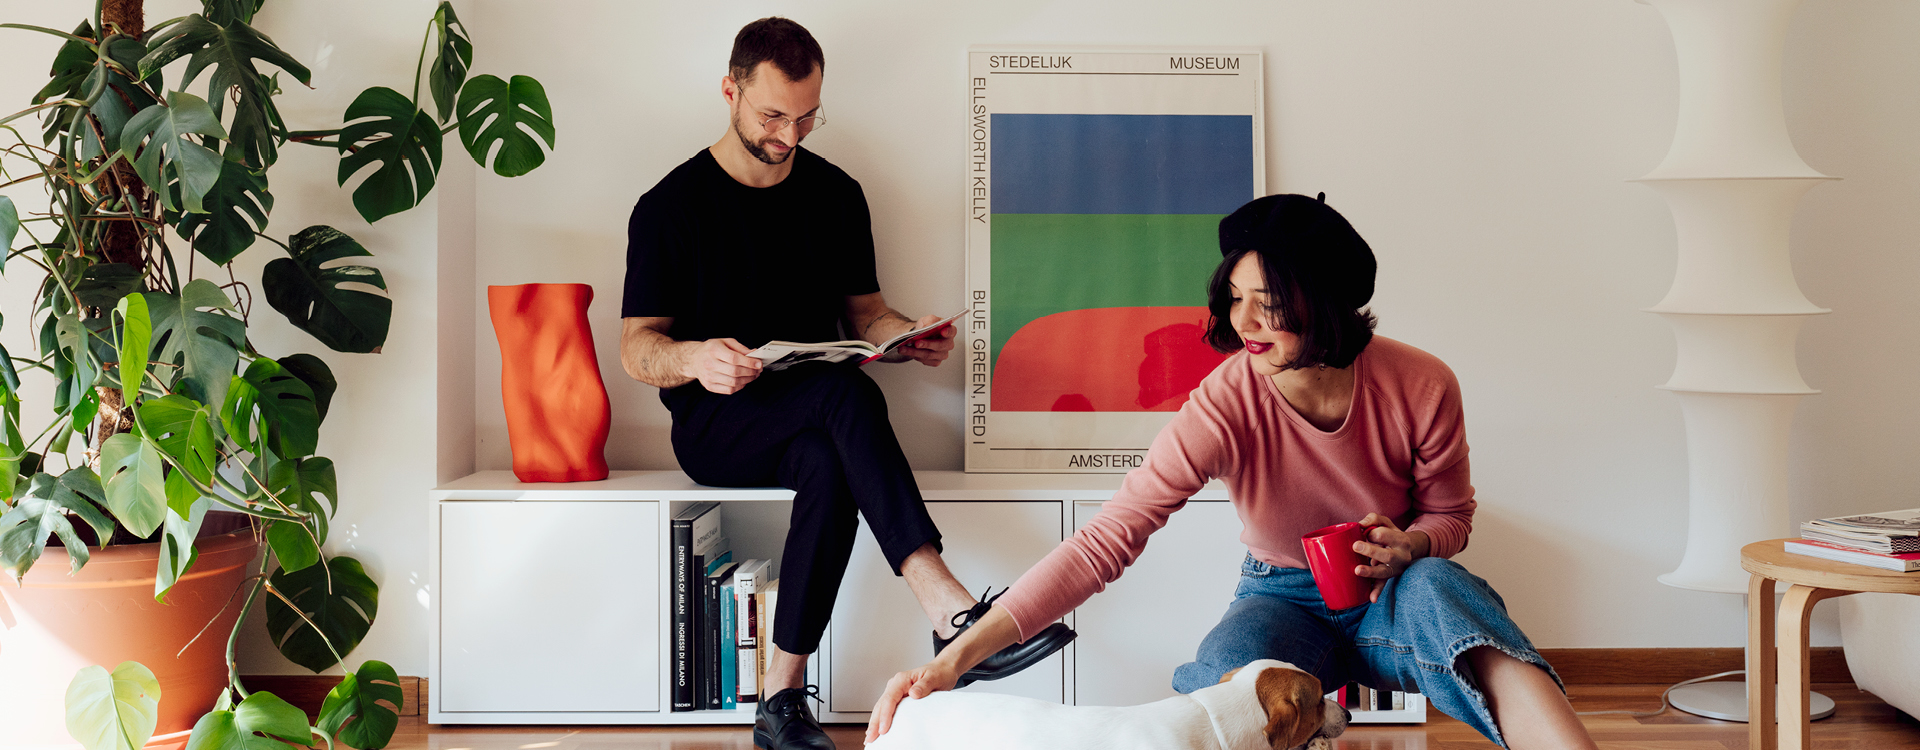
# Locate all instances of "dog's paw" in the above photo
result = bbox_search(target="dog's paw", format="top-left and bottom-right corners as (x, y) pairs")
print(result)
(1305, 739), (1332, 750)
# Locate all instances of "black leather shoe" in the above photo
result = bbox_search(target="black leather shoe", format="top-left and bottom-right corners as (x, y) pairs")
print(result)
(932, 587), (1077, 689)
(754, 685), (833, 750)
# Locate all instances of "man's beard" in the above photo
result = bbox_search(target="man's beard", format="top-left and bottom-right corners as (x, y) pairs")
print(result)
(732, 110), (793, 165)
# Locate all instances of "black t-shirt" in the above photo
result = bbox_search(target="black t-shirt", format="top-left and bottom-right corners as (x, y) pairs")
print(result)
(623, 147), (880, 402)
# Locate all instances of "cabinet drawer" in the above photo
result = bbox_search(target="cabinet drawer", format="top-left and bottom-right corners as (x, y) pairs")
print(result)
(439, 501), (659, 712)
(828, 501), (1066, 713)
(1072, 500), (1243, 707)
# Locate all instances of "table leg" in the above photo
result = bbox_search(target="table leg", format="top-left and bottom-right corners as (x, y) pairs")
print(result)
(1778, 585), (1848, 750)
(1749, 575), (1777, 750)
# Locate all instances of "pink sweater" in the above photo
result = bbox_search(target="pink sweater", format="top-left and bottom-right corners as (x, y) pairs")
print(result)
(995, 336), (1477, 640)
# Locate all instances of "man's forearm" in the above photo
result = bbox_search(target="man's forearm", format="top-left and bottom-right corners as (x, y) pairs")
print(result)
(857, 308), (914, 346)
(622, 327), (696, 388)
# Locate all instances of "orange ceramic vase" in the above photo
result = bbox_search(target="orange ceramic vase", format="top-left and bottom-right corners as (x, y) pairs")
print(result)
(488, 284), (612, 482)
(0, 514), (258, 748)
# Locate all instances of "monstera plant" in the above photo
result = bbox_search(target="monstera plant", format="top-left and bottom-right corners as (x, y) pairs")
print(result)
(0, 0), (554, 748)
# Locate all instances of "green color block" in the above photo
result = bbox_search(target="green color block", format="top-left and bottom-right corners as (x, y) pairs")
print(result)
(990, 213), (1223, 366)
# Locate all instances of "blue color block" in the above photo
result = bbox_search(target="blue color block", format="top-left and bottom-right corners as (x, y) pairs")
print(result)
(991, 114), (1254, 215)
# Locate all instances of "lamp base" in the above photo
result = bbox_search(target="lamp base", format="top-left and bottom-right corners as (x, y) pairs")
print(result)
(1667, 679), (1835, 722)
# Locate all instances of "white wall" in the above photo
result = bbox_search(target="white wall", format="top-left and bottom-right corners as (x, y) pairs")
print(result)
(4, 0), (1916, 680)
(470, 0), (1920, 653)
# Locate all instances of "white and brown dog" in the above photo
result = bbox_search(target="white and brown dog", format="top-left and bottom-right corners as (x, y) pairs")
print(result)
(866, 659), (1350, 750)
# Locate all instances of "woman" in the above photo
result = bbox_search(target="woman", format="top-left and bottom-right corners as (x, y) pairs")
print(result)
(866, 194), (1597, 749)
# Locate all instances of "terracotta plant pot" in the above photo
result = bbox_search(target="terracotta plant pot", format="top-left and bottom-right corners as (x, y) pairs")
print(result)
(0, 514), (259, 748)
(488, 283), (612, 482)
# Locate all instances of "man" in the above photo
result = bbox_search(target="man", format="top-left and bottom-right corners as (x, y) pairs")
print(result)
(620, 17), (1075, 750)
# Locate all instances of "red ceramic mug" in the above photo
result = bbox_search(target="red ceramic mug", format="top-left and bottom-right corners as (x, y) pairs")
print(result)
(1301, 522), (1373, 610)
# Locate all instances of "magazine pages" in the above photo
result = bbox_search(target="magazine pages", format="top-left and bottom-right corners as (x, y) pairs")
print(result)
(749, 308), (968, 372)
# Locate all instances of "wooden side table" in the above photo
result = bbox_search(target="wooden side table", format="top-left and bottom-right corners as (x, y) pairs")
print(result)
(1741, 539), (1920, 750)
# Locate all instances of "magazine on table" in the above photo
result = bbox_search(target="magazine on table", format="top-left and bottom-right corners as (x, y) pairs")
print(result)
(1785, 539), (1920, 573)
(748, 308), (967, 372)
(1800, 507), (1920, 554)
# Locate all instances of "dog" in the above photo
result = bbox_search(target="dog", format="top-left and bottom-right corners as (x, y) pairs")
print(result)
(865, 659), (1350, 750)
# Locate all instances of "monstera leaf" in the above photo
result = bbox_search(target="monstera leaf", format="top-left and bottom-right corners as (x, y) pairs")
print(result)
(0, 471), (112, 578)
(156, 489), (211, 600)
(275, 354), (336, 422)
(336, 87), (442, 224)
(263, 456), (334, 572)
(265, 519), (318, 574)
(183, 691), (312, 750)
(64, 661), (162, 750)
(428, 3), (472, 124)
(139, 395), (219, 484)
(1, 195), (17, 269)
(263, 227), (390, 354)
(173, 159), (272, 265)
(78, 38), (161, 163)
(99, 433), (168, 538)
(456, 74), (555, 177)
(204, 0), (267, 26)
(115, 294), (151, 394)
(139, 15), (311, 169)
(75, 264), (144, 310)
(145, 279), (246, 407)
(219, 357), (319, 460)
(269, 455), (335, 537)
(318, 660), (402, 750)
(265, 555), (378, 673)
(120, 91), (227, 215)
(33, 21), (94, 106)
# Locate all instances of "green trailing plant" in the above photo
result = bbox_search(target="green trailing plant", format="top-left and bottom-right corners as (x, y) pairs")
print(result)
(0, 1), (555, 748)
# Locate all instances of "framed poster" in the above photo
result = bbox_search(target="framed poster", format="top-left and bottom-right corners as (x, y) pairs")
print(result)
(964, 47), (1265, 473)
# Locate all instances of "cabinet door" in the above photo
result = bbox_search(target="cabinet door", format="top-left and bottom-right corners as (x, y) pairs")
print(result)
(827, 502), (1064, 713)
(440, 501), (659, 712)
(1071, 500), (1244, 707)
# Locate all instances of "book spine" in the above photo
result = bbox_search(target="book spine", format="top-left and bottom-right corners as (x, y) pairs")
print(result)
(721, 580), (737, 710)
(692, 554), (705, 710)
(705, 570), (721, 709)
(760, 587), (776, 695)
(736, 566), (760, 703)
(670, 519), (694, 712)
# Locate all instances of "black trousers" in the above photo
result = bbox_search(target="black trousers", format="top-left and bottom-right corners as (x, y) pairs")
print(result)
(668, 363), (942, 655)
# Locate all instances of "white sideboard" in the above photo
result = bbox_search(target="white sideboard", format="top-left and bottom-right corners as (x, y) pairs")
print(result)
(428, 470), (1421, 726)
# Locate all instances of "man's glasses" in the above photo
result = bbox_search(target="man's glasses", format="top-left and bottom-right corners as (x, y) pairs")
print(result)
(739, 90), (824, 135)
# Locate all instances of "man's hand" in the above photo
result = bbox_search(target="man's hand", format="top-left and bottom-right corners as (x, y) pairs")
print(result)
(865, 660), (963, 744)
(1353, 513), (1431, 603)
(683, 338), (762, 394)
(897, 314), (955, 367)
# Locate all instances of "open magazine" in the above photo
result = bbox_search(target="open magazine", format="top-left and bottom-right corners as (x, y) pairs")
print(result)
(749, 308), (967, 372)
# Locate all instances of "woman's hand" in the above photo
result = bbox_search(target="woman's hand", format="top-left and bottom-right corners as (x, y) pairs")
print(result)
(1353, 513), (1431, 603)
(865, 660), (963, 743)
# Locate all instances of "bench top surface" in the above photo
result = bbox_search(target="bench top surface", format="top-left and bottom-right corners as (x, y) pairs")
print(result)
(434, 470), (1230, 501)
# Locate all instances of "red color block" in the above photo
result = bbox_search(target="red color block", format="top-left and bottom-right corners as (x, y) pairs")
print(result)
(994, 307), (1227, 412)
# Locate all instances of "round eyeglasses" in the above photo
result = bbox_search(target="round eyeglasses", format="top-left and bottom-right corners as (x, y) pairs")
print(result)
(739, 90), (824, 135)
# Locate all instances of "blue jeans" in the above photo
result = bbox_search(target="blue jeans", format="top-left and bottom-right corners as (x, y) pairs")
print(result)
(1170, 555), (1562, 747)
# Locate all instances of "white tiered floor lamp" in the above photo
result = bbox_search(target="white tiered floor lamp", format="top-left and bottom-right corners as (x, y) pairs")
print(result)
(1636, 0), (1834, 723)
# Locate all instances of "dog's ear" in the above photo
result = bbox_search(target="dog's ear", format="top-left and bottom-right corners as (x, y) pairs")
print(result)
(1218, 667), (1243, 684)
(1255, 667), (1326, 750)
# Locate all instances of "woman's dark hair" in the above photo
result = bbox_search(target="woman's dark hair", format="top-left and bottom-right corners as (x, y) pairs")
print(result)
(729, 17), (825, 86)
(1204, 194), (1378, 369)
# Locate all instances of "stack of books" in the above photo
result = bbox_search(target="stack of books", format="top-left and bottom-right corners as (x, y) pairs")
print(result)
(670, 502), (781, 712)
(1788, 508), (1920, 572)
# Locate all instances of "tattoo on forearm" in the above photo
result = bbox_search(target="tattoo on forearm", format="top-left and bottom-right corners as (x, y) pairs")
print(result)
(864, 310), (911, 336)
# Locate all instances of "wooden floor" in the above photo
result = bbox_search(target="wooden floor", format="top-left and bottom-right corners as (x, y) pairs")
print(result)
(391, 683), (1920, 749)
